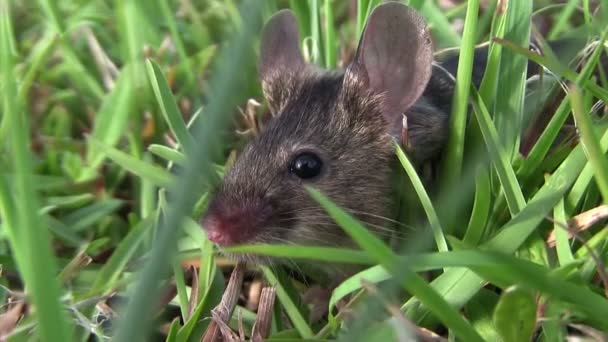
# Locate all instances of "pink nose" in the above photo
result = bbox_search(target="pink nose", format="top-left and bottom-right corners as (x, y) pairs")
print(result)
(201, 197), (273, 246)
(202, 216), (240, 246)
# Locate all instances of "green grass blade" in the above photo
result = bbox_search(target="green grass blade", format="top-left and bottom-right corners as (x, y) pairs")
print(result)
(440, 0), (479, 188)
(148, 144), (187, 165)
(17, 31), (57, 103)
(569, 85), (608, 203)
(517, 98), (572, 180)
(172, 260), (190, 320)
(395, 143), (448, 252)
(322, 0), (336, 68)
(146, 60), (196, 155)
(225, 244), (374, 264)
(308, 188), (484, 342)
(308, 0), (322, 65)
(328, 266), (389, 326)
(478, 1), (507, 106)
(463, 168), (490, 246)
(1, 2), (72, 339)
(566, 126), (608, 209)
(92, 139), (174, 187)
(88, 217), (154, 295)
(553, 198), (574, 265)
(492, 287), (538, 342)
(492, 1), (532, 157)
(494, 37), (608, 102)
(62, 199), (123, 232)
(0, 175), (23, 265)
(548, 0), (580, 40)
(418, 1), (461, 48)
(470, 88), (526, 215)
(36, 0), (64, 33)
(83, 68), (135, 180)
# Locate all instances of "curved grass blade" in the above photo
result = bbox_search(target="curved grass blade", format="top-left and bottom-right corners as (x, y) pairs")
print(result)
(83, 67), (135, 180)
(440, 0), (479, 189)
(307, 188), (484, 342)
(463, 168), (490, 246)
(148, 144), (187, 165)
(88, 216), (154, 295)
(395, 143), (448, 253)
(494, 37), (608, 102)
(146, 60), (196, 155)
(91, 139), (174, 187)
(569, 85), (608, 203)
(62, 199), (124, 232)
(470, 87), (526, 215)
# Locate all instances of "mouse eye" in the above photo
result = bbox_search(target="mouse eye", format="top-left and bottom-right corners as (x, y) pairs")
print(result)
(289, 152), (323, 180)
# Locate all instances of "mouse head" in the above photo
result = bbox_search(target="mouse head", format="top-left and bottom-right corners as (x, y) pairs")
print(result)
(202, 2), (432, 262)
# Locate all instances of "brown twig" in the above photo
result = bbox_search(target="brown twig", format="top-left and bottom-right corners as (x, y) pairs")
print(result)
(546, 209), (608, 297)
(202, 262), (246, 342)
(0, 301), (25, 341)
(188, 266), (200, 320)
(251, 286), (276, 342)
(547, 204), (608, 246)
(81, 26), (118, 90)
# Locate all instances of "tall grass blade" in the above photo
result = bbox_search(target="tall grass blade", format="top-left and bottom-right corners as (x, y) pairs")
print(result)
(146, 60), (196, 155)
(395, 143), (448, 252)
(113, 2), (264, 340)
(0, 1), (72, 339)
(440, 0), (479, 189)
(569, 85), (608, 203)
(470, 88), (526, 215)
(492, 1), (532, 157)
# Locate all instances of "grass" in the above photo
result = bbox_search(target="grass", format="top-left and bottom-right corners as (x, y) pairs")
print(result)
(0, 0), (607, 341)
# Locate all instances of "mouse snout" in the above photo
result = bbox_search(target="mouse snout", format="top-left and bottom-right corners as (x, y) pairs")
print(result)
(201, 197), (273, 246)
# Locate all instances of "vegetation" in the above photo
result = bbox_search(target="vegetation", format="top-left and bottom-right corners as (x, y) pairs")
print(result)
(1, 0), (607, 341)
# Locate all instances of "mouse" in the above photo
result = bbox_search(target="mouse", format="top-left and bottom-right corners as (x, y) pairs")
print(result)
(199, 1), (588, 264)
(201, 2), (447, 265)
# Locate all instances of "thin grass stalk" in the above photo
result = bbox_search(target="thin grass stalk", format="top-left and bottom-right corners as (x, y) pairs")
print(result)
(440, 0), (479, 189)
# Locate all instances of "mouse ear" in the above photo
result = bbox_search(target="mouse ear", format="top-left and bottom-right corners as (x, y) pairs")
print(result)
(344, 2), (433, 135)
(259, 9), (306, 113)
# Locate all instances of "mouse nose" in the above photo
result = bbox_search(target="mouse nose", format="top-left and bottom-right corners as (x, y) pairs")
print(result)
(201, 197), (273, 246)
(202, 216), (237, 245)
